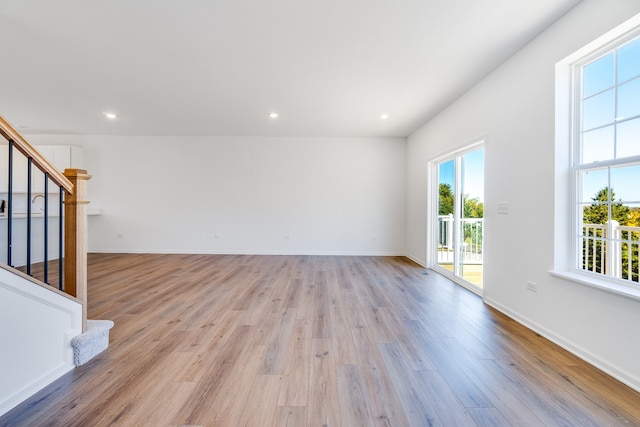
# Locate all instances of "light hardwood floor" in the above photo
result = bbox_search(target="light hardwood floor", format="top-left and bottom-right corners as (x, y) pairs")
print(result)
(2, 253), (640, 426)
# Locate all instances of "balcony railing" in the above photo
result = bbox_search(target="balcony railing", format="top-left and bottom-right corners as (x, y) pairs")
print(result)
(438, 216), (639, 284)
(581, 221), (639, 283)
(437, 215), (483, 265)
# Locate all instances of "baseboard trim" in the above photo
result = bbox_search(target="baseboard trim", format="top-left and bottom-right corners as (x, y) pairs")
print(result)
(88, 249), (407, 257)
(483, 297), (640, 394)
(403, 253), (426, 267)
(0, 363), (74, 417)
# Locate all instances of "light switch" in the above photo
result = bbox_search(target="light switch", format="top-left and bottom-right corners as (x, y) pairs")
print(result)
(498, 202), (509, 214)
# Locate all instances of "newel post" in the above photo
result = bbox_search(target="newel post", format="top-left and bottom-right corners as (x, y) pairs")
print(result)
(64, 168), (91, 332)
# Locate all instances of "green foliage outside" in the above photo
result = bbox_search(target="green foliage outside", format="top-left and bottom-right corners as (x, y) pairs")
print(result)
(582, 187), (631, 226)
(438, 183), (484, 219)
(438, 183), (454, 216)
(582, 187), (639, 282)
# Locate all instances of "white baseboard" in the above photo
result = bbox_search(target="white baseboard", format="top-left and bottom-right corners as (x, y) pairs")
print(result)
(0, 363), (74, 417)
(484, 297), (640, 394)
(88, 249), (407, 257)
(403, 252), (426, 267)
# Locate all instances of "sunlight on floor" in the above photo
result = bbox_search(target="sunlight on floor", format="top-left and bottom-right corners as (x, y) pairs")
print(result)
(439, 263), (483, 288)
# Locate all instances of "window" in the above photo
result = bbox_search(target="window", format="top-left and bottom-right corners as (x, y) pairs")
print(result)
(557, 16), (640, 295)
(574, 35), (640, 285)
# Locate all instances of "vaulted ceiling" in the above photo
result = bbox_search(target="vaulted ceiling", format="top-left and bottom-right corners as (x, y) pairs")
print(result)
(0, 0), (581, 137)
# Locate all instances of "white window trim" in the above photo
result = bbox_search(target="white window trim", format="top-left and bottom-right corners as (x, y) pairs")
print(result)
(554, 12), (640, 301)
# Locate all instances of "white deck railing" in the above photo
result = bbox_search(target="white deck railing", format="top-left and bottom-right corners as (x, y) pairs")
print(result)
(437, 215), (483, 265)
(437, 216), (639, 284)
(582, 221), (639, 283)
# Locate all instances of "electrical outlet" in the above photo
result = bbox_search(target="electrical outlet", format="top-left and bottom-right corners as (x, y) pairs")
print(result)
(526, 281), (538, 293)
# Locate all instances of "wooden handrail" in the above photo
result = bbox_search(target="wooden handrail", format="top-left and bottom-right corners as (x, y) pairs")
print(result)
(1, 116), (89, 332)
(0, 115), (74, 194)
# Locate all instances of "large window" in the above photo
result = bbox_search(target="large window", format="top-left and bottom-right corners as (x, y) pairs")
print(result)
(572, 31), (640, 286)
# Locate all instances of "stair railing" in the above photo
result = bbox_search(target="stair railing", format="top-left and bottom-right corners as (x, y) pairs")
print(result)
(0, 116), (89, 331)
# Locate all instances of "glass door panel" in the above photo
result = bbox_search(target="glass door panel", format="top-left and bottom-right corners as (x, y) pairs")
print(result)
(434, 146), (484, 289)
(437, 160), (455, 273)
(460, 149), (484, 287)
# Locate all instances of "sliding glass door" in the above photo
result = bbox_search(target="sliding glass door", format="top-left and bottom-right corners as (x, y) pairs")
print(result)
(434, 145), (484, 290)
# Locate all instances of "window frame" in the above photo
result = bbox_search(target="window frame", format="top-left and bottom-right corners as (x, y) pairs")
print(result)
(554, 12), (640, 300)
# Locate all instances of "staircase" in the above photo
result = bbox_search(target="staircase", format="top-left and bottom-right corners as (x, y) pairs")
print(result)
(0, 116), (113, 416)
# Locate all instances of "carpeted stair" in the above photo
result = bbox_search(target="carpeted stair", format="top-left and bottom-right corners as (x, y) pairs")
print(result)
(70, 319), (114, 366)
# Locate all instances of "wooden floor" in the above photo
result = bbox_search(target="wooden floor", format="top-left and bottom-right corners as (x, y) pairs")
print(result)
(3, 254), (640, 426)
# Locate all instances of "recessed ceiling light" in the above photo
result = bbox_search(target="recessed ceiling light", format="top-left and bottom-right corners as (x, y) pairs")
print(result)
(379, 113), (389, 120)
(269, 112), (279, 119)
(103, 112), (118, 120)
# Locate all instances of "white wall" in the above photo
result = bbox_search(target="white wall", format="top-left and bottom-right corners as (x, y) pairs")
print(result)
(406, 0), (640, 391)
(28, 135), (406, 255)
(0, 267), (82, 416)
(0, 217), (62, 267)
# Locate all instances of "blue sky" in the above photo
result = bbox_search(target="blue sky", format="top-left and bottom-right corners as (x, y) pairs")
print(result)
(581, 165), (640, 204)
(581, 36), (640, 204)
(439, 148), (484, 202)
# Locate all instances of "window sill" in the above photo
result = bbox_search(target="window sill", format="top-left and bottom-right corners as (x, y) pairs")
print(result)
(550, 270), (640, 302)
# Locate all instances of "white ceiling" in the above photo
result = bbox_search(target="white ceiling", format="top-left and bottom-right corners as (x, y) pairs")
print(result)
(0, 0), (581, 137)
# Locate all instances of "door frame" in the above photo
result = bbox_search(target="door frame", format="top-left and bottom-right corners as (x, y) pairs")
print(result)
(427, 139), (485, 296)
